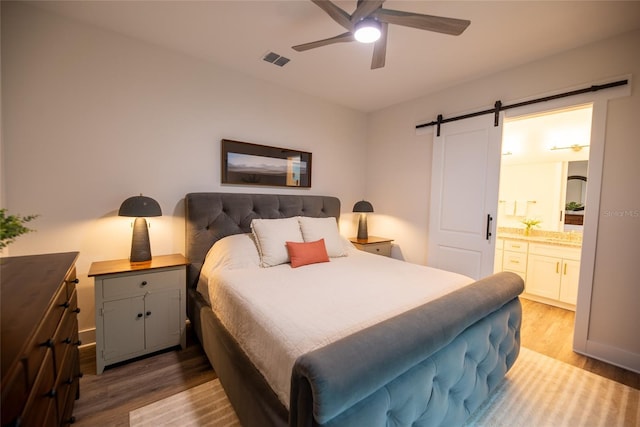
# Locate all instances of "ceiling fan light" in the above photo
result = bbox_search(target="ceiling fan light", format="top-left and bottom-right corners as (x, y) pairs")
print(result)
(354, 19), (381, 43)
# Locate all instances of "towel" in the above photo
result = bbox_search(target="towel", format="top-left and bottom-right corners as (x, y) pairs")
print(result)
(504, 201), (516, 216)
(515, 200), (527, 216)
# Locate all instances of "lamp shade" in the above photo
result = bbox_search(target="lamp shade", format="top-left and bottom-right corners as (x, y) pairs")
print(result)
(353, 200), (374, 213)
(118, 195), (162, 218)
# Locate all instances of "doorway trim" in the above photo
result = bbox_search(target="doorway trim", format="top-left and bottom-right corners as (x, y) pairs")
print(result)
(501, 76), (631, 361)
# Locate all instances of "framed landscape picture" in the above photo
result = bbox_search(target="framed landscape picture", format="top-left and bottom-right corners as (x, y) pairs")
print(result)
(221, 139), (312, 188)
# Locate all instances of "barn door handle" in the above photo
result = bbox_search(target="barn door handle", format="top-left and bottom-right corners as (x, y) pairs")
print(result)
(486, 214), (493, 240)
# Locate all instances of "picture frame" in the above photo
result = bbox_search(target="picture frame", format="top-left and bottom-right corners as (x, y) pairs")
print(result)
(221, 139), (312, 188)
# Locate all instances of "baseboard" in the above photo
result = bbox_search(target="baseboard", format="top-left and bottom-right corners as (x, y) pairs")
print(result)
(575, 339), (640, 374)
(79, 327), (96, 348)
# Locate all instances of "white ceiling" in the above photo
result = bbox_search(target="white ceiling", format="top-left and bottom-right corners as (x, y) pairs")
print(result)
(30, 1), (640, 112)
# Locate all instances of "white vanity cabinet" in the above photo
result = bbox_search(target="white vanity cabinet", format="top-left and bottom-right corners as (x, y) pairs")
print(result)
(501, 239), (528, 282)
(494, 238), (504, 273)
(89, 254), (188, 374)
(526, 244), (581, 306)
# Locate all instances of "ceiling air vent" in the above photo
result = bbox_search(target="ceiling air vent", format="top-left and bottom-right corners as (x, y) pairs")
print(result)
(262, 51), (290, 67)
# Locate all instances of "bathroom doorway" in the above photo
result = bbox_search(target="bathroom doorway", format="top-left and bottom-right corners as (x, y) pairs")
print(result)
(494, 104), (592, 312)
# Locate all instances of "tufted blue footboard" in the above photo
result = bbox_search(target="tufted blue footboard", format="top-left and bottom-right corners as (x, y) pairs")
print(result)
(290, 272), (523, 427)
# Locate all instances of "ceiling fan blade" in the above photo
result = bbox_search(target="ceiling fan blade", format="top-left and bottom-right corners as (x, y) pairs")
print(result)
(351, 0), (385, 23)
(311, 0), (353, 31)
(371, 22), (388, 69)
(292, 32), (355, 52)
(375, 8), (470, 36)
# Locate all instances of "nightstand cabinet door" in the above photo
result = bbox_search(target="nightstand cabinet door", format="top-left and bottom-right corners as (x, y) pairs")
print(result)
(103, 297), (146, 361)
(144, 289), (182, 350)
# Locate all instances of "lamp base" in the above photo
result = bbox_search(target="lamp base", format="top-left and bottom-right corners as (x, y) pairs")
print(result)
(130, 217), (152, 262)
(357, 214), (368, 240)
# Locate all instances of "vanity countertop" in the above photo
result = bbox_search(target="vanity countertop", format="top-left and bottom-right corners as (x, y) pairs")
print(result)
(497, 232), (582, 248)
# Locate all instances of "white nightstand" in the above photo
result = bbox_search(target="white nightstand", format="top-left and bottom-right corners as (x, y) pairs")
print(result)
(349, 236), (393, 257)
(89, 254), (188, 374)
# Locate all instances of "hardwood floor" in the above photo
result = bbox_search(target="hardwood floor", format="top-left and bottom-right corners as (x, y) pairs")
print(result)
(520, 298), (639, 389)
(72, 330), (216, 426)
(71, 300), (639, 425)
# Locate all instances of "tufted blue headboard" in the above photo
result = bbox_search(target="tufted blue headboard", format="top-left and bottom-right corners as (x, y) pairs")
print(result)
(184, 192), (341, 289)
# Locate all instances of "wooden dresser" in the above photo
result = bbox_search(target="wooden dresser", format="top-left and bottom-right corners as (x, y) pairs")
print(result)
(1, 252), (82, 426)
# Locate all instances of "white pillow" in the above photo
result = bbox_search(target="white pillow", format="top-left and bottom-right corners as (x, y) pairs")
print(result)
(201, 233), (261, 273)
(196, 233), (260, 303)
(251, 217), (304, 267)
(297, 216), (348, 257)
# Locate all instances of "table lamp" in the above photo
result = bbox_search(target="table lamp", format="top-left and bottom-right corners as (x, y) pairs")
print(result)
(353, 200), (374, 240)
(118, 194), (162, 262)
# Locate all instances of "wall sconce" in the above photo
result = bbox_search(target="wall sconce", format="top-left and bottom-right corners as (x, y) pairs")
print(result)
(353, 200), (374, 240)
(118, 194), (162, 262)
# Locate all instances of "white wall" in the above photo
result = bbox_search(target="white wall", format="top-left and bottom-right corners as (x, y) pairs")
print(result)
(1, 3), (367, 336)
(367, 29), (640, 369)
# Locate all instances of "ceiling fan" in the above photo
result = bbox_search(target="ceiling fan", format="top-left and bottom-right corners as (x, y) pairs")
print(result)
(292, 0), (471, 69)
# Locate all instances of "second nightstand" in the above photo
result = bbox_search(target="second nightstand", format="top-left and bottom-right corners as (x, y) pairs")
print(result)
(88, 254), (188, 374)
(349, 236), (393, 257)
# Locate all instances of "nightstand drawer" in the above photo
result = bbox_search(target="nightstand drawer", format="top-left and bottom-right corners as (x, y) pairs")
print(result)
(103, 268), (182, 299)
(361, 243), (392, 257)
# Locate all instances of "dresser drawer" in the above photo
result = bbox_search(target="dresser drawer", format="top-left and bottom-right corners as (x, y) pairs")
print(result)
(54, 344), (79, 424)
(1, 362), (28, 426)
(20, 350), (57, 427)
(64, 267), (78, 300)
(53, 290), (79, 377)
(503, 240), (528, 253)
(503, 251), (527, 273)
(24, 285), (68, 388)
(102, 268), (183, 299)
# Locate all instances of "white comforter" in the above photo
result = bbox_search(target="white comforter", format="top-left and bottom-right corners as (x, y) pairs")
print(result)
(198, 243), (473, 408)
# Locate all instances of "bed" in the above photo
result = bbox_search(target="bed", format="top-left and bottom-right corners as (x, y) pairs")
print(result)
(185, 192), (523, 427)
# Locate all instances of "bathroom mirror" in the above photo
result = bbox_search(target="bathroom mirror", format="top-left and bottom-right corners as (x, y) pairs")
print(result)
(566, 176), (587, 209)
(565, 161), (588, 210)
(564, 161), (588, 229)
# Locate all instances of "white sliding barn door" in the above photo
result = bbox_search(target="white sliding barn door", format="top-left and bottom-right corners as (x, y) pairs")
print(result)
(428, 115), (502, 279)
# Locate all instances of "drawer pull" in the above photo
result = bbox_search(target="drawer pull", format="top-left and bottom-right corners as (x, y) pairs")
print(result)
(146, 311), (152, 317)
(42, 338), (54, 348)
(67, 416), (77, 424)
(556, 262), (560, 274)
(46, 388), (56, 398)
(66, 278), (80, 284)
(61, 301), (71, 308)
(63, 337), (72, 344)
(564, 263), (568, 275)
(73, 307), (81, 314)
(74, 339), (82, 346)
(141, 281), (148, 286)
(137, 313), (143, 318)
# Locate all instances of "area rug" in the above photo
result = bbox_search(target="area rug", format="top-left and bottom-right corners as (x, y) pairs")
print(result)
(130, 347), (639, 426)
(465, 347), (639, 426)
(129, 379), (240, 426)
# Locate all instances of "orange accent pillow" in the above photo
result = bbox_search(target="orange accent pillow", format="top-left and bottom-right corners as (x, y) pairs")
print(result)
(286, 239), (330, 268)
